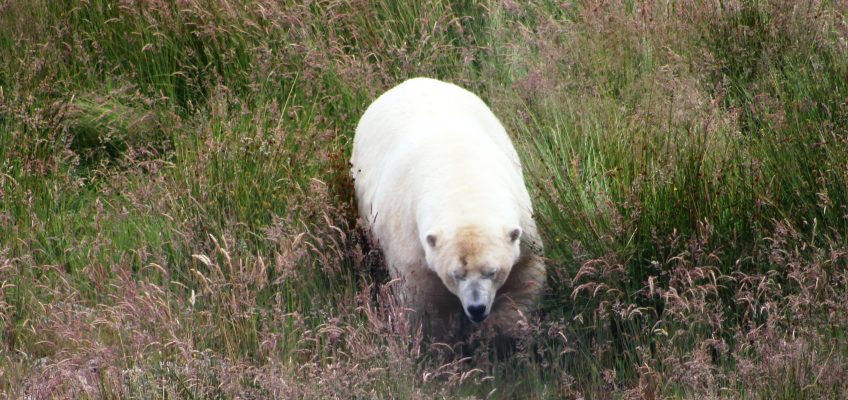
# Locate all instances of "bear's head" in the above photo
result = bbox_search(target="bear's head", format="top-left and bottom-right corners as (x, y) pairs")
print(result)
(422, 225), (522, 323)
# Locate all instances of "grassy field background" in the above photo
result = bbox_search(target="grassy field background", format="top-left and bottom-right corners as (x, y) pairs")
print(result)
(2, 0), (848, 398)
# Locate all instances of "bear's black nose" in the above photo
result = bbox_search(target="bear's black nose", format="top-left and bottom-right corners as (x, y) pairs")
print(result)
(467, 305), (487, 322)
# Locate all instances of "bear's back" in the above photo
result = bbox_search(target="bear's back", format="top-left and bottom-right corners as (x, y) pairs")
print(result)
(352, 77), (520, 168)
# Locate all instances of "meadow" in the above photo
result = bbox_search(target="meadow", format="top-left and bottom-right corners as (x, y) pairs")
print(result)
(1, 0), (847, 398)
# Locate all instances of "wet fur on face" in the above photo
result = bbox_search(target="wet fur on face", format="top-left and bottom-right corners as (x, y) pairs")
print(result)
(428, 225), (520, 322)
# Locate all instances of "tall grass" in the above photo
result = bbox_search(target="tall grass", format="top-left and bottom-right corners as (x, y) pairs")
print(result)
(2, 0), (847, 398)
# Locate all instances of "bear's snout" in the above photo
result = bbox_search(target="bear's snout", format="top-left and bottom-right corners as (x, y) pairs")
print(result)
(466, 304), (487, 322)
(458, 278), (494, 322)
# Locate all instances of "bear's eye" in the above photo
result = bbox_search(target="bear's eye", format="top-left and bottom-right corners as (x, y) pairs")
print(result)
(481, 269), (496, 279)
(451, 270), (467, 281)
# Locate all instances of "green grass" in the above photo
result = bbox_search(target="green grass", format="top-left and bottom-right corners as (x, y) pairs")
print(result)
(2, 0), (847, 398)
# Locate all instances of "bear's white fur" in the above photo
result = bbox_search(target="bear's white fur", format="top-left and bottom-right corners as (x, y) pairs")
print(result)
(351, 77), (544, 337)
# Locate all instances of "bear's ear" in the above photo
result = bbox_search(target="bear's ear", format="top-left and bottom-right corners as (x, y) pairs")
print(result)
(508, 227), (522, 242)
(426, 233), (438, 248)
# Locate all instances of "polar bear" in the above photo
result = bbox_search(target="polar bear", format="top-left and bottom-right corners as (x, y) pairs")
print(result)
(351, 77), (544, 338)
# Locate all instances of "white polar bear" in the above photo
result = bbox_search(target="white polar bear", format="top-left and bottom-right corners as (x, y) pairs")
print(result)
(351, 77), (544, 337)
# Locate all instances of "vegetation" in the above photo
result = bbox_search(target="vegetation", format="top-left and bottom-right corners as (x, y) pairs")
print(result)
(2, 0), (847, 398)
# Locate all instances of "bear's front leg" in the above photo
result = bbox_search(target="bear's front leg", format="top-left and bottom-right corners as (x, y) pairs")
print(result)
(485, 252), (545, 338)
